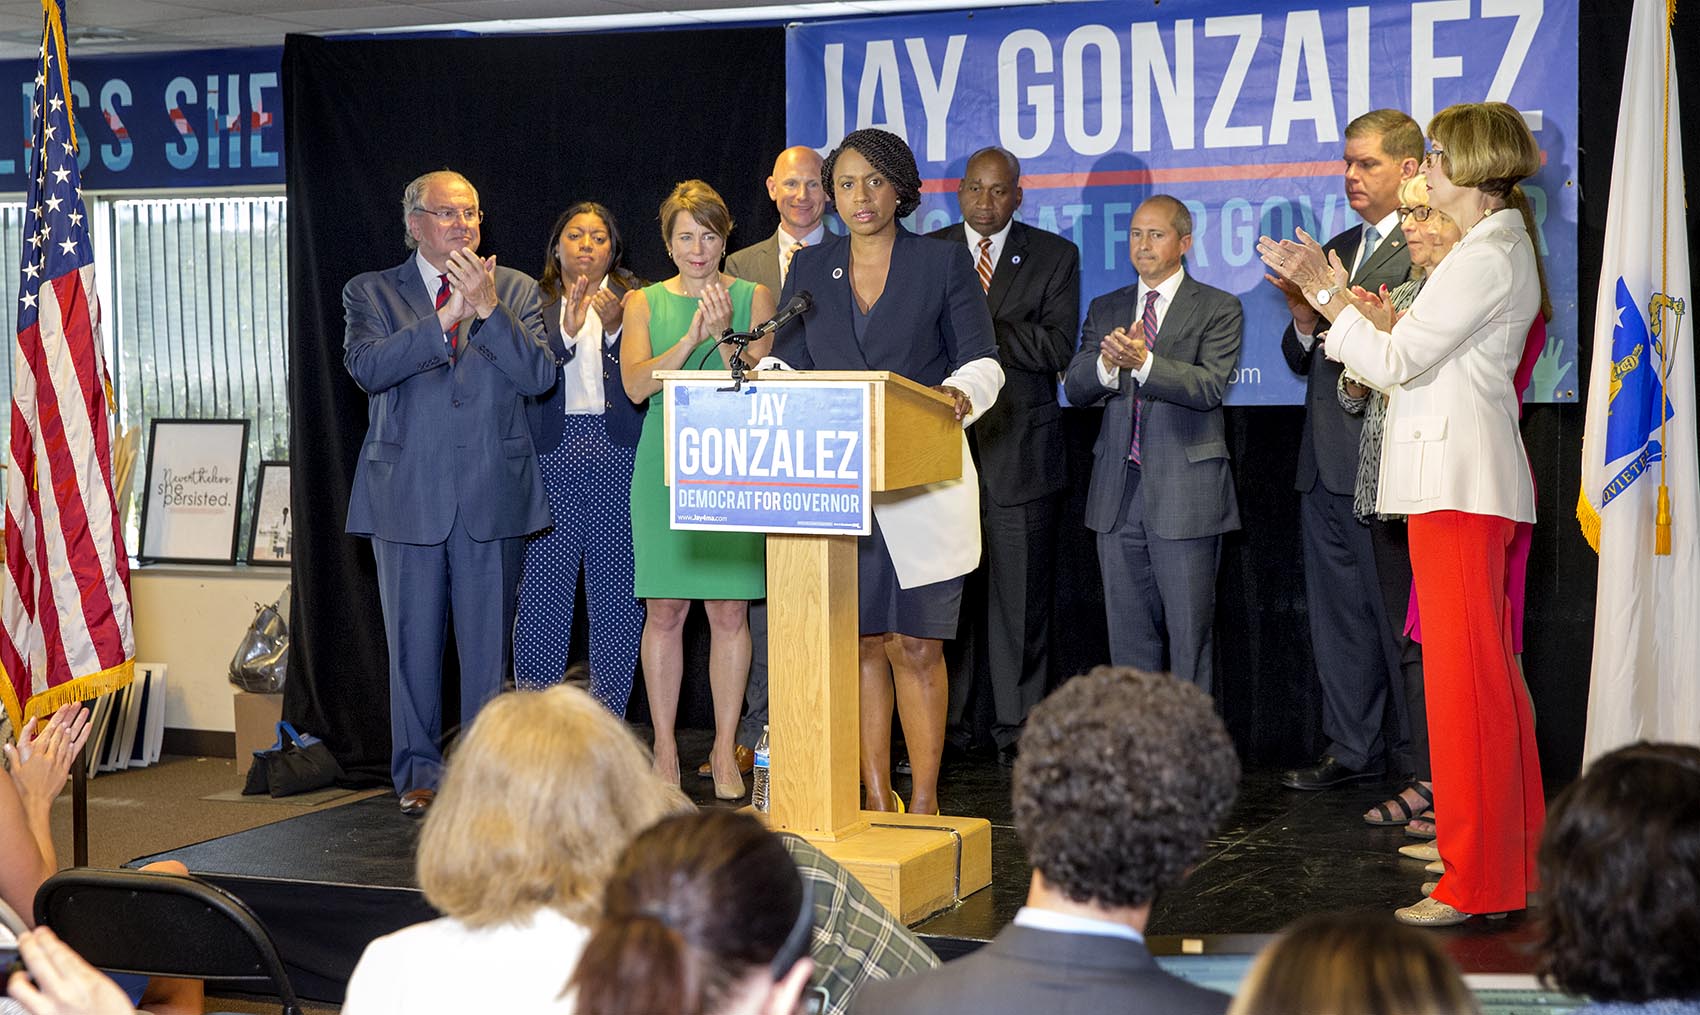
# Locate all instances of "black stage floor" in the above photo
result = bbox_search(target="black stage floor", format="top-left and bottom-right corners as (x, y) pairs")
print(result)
(137, 729), (1539, 1003)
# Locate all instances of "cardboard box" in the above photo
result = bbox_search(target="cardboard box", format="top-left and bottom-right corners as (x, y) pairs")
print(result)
(233, 690), (283, 777)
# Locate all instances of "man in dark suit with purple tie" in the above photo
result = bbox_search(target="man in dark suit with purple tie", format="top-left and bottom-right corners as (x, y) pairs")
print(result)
(343, 170), (553, 815)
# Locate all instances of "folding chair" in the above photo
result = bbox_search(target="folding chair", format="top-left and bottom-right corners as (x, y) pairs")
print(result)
(34, 867), (303, 1015)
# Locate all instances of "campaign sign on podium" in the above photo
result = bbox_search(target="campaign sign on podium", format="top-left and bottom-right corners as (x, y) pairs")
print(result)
(665, 378), (871, 535)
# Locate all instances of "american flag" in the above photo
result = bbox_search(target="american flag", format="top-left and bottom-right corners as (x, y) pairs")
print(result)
(1, 0), (134, 730)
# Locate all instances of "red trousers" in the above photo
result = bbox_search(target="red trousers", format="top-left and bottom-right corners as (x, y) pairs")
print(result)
(1407, 511), (1544, 914)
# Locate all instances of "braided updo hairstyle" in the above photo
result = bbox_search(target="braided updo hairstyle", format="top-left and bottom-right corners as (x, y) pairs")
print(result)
(821, 128), (923, 219)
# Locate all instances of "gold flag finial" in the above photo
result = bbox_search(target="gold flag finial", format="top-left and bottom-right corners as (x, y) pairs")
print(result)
(39, 0), (77, 154)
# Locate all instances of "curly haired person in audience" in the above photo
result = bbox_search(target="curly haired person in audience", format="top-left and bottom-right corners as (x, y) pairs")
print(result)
(569, 810), (817, 1015)
(1, 704), (200, 1015)
(853, 666), (1240, 1015)
(1536, 742), (1700, 1015)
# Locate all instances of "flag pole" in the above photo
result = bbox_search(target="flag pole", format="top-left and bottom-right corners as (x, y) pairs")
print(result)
(72, 738), (87, 866)
(1655, 0), (1678, 554)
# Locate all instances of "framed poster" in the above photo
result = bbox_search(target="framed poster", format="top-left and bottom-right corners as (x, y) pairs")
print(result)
(138, 419), (250, 564)
(246, 461), (291, 566)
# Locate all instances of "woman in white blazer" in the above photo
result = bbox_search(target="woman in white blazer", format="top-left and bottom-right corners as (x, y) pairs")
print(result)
(1259, 101), (1545, 929)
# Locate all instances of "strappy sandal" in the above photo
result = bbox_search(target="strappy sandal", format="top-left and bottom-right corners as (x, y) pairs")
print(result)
(1406, 808), (1437, 839)
(1363, 780), (1435, 826)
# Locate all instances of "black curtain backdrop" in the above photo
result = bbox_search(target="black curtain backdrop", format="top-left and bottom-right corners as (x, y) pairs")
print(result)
(282, 30), (788, 783)
(285, 7), (1699, 788)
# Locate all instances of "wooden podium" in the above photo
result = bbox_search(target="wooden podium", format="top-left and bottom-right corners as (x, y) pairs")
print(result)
(656, 369), (992, 923)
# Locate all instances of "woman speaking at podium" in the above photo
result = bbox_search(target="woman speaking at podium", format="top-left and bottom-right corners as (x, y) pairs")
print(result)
(769, 129), (1003, 816)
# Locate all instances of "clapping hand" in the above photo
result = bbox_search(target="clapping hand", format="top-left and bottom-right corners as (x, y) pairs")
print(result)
(446, 248), (499, 319)
(590, 287), (626, 334)
(563, 275), (593, 336)
(1099, 326), (1148, 372)
(5, 704), (92, 812)
(1356, 285), (1403, 332)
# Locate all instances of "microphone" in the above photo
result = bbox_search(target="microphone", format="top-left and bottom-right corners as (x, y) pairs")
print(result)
(753, 290), (814, 337)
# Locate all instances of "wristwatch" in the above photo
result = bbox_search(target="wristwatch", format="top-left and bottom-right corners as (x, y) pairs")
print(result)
(1314, 284), (1342, 306)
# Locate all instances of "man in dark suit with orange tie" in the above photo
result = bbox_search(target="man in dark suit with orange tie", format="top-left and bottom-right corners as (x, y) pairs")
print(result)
(1064, 196), (1242, 696)
(928, 147), (1079, 765)
(343, 170), (554, 815)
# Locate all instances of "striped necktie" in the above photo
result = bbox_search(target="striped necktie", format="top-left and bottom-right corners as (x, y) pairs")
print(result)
(783, 240), (806, 286)
(975, 237), (994, 293)
(1128, 289), (1161, 465)
(435, 273), (460, 352)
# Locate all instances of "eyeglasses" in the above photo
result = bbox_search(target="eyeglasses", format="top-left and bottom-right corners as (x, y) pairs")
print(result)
(1396, 205), (1436, 222)
(411, 206), (484, 225)
(1421, 147), (1449, 171)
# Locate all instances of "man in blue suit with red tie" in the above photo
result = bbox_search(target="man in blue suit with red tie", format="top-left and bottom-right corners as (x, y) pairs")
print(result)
(343, 170), (554, 815)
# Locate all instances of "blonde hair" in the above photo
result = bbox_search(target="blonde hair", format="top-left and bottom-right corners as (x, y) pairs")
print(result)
(1428, 102), (1542, 198)
(416, 686), (692, 928)
(1397, 175), (1430, 207)
(659, 179), (734, 248)
(1226, 912), (1482, 1015)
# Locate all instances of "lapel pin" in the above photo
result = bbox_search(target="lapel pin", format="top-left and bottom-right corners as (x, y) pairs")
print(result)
(1010, 254), (1022, 265)
(832, 267), (844, 279)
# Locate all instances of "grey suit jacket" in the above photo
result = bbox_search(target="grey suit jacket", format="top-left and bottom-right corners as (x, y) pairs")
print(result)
(1280, 224), (1411, 494)
(849, 924), (1229, 1015)
(928, 221), (1080, 505)
(1063, 272), (1243, 540)
(725, 229), (783, 295)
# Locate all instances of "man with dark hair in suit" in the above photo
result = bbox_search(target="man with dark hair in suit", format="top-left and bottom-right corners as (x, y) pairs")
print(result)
(927, 147), (1080, 767)
(716, 145), (827, 780)
(1064, 195), (1243, 695)
(343, 169), (553, 815)
(852, 666), (1239, 1015)
(1273, 109), (1423, 793)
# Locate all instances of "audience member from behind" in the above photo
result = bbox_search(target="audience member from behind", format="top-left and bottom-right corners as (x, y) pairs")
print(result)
(342, 685), (688, 1014)
(1225, 911), (1481, 1015)
(1, 705), (200, 1015)
(570, 810), (817, 1015)
(1537, 743), (1700, 1014)
(853, 666), (1240, 1014)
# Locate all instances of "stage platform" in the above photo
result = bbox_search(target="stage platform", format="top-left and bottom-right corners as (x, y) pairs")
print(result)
(135, 734), (1540, 1004)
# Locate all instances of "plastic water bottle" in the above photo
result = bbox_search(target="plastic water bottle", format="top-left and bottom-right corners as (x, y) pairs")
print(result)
(752, 725), (771, 812)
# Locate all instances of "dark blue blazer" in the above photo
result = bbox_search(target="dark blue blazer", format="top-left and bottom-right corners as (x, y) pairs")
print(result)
(343, 258), (554, 545)
(774, 227), (997, 380)
(527, 284), (647, 453)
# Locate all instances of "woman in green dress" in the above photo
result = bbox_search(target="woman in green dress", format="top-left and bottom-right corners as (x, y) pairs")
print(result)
(620, 180), (776, 798)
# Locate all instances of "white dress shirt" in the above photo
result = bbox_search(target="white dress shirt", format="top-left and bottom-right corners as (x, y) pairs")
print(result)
(1097, 266), (1186, 388)
(558, 278), (618, 415)
(1012, 905), (1146, 944)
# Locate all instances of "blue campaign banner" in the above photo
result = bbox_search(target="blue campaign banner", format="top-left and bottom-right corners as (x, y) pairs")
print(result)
(668, 379), (872, 535)
(2, 47), (283, 191)
(787, 0), (1579, 404)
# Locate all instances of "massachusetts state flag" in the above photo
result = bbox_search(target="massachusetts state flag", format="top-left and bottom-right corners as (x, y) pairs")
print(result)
(1, 1), (134, 730)
(1577, 0), (1698, 760)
